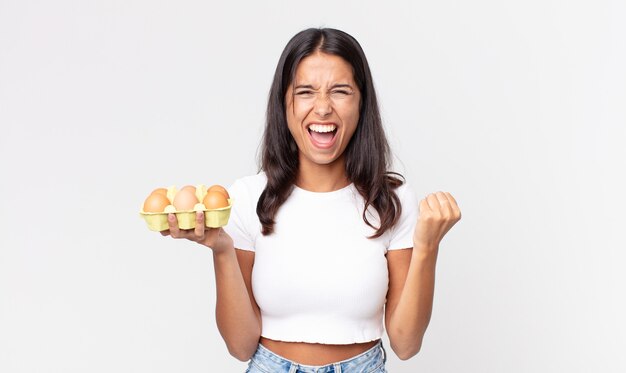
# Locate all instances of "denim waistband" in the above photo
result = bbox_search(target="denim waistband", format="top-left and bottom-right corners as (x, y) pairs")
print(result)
(250, 339), (386, 373)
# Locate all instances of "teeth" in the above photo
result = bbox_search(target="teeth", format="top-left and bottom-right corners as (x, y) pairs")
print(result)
(308, 124), (337, 133)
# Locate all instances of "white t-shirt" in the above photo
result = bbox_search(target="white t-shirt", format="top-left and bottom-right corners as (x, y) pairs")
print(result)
(223, 172), (418, 344)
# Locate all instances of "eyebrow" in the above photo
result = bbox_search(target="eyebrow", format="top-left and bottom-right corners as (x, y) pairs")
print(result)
(294, 83), (354, 90)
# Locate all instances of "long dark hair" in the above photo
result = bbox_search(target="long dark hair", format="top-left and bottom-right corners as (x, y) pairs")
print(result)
(257, 27), (403, 238)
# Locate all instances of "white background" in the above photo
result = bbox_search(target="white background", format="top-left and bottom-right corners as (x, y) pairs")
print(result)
(1, 0), (625, 372)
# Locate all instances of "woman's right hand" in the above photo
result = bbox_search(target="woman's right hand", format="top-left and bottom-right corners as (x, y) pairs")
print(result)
(160, 211), (233, 254)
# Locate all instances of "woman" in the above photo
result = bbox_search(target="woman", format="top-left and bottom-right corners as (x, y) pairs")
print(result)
(161, 28), (461, 372)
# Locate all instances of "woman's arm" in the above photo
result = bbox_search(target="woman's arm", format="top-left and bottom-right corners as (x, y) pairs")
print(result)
(213, 248), (261, 361)
(385, 247), (438, 360)
(385, 191), (461, 360)
(162, 212), (261, 361)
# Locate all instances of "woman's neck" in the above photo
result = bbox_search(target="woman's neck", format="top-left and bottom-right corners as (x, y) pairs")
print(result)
(295, 155), (350, 192)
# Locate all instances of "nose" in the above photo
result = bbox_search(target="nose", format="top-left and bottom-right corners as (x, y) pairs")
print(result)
(313, 95), (332, 117)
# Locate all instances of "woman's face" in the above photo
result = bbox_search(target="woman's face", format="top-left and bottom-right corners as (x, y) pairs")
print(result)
(285, 52), (361, 167)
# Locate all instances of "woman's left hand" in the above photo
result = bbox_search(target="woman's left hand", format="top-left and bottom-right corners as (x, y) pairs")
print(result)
(413, 191), (461, 253)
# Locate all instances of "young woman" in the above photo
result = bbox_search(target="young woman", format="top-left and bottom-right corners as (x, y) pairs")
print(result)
(161, 28), (461, 372)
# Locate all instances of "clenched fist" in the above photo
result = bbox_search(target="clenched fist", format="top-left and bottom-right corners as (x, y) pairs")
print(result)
(413, 191), (461, 253)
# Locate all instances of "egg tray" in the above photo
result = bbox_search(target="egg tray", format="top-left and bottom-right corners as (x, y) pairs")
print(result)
(139, 184), (232, 232)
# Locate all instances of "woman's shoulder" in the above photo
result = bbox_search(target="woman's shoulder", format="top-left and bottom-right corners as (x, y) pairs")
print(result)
(392, 178), (416, 203)
(228, 172), (267, 200)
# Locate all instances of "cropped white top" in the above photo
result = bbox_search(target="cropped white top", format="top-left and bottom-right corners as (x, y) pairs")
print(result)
(223, 173), (417, 344)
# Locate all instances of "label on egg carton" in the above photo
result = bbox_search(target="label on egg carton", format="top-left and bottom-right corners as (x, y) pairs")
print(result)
(140, 184), (232, 231)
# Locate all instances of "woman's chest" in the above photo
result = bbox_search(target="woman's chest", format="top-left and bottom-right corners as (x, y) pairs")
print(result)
(251, 197), (390, 317)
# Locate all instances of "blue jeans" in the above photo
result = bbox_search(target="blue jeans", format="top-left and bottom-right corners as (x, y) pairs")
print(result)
(245, 339), (388, 373)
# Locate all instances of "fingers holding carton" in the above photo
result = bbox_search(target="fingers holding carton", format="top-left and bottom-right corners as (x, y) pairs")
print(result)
(159, 210), (234, 252)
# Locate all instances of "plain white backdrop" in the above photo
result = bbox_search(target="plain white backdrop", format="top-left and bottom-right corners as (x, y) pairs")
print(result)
(1, 0), (625, 372)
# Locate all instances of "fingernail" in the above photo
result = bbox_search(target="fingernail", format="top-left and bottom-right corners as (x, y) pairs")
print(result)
(168, 213), (175, 221)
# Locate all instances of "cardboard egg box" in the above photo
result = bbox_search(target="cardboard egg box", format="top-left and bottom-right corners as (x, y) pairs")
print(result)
(140, 184), (231, 231)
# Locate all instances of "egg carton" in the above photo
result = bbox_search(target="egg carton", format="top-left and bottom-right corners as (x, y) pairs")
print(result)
(140, 185), (232, 231)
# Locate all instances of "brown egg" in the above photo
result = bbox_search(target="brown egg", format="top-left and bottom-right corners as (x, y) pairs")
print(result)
(173, 185), (199, 211)
(143, 193), (170, 212)
(207, 184), (230, 199)
(203, 191), (229, 210)
(150, 187), (168, 197)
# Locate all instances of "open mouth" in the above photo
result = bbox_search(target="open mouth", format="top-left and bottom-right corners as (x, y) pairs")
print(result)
(307, 123), (338, 148)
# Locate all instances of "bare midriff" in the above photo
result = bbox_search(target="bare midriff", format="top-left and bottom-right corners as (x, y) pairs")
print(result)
(259, 336), (380, 366)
